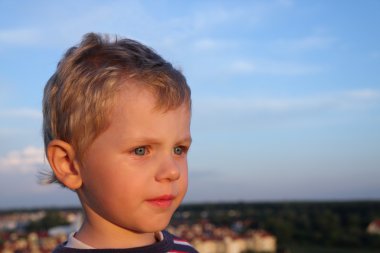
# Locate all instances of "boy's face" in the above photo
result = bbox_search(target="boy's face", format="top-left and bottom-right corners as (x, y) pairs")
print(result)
(77, 83), (191, 234)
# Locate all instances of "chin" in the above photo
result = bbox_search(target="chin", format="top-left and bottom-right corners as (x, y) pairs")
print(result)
(138, 215), (172, 233)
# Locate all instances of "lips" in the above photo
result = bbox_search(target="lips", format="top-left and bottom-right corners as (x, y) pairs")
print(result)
(146, 195), (175, 208)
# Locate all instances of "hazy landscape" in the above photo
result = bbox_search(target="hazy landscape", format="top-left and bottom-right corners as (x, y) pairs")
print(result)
(1, 201), (380, 252)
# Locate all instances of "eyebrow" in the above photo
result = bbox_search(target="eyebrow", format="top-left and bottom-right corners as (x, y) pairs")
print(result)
(177, 136), (192, 145)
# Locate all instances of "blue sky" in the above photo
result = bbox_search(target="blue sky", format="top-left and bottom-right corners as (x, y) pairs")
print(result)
(0, 0), (379, 209)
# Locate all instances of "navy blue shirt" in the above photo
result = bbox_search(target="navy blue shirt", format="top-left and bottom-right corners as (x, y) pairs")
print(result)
(52, 231), (198, 253)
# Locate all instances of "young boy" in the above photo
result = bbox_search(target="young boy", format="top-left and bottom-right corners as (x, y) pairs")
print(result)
(42, 33), (198, 252)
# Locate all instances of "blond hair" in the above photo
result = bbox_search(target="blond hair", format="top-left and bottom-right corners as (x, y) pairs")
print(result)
(42, 33), (190, 184)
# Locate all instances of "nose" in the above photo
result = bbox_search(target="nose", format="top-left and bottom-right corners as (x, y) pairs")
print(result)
(155, 155), (181, 182)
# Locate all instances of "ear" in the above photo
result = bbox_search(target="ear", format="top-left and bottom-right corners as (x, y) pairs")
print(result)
(47, 139), (82, 190)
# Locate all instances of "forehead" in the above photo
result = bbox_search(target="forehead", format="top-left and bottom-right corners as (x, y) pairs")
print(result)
(111, 83), (191, 124)
(113, 80), (191, 113)
(101, 84), (190, 143)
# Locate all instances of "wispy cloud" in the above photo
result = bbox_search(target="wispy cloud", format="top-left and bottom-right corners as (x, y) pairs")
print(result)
(193, 38), (218, 50)
(177, 0), (293, 34)
(0, 28), (42, 45)
(193, 38), (236, 51)
(0, 0), (293, 52)
(275, 34), (336, 51)
(196, 89), (380, 114)
(0, 146), (45, 174)
(230, 59), (322, 75)
(0, 108), (42, 119)
(345, 89), (380, 99)
(191, 7), (247, 31)
(0, 2), (151, 48)
(160, 6), (251, 50)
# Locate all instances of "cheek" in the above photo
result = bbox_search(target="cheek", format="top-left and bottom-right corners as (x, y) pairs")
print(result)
(180, 166), (189, 195)
(80, 161), (126, 202)
(82, 171), (144, 217)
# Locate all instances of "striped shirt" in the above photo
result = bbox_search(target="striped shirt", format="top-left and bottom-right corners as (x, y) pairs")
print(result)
(52, 230), (198, 253)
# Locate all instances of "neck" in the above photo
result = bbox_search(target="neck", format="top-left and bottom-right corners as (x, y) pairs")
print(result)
(75, 209), (156, 249)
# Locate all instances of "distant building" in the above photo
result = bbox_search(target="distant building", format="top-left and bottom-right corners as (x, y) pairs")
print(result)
(192, 230), (276, 253)
(224, 237), (247, 253)
(250, 230), (276, 252)
(367, 219), (380, 235)
(193, 238), (225, 253)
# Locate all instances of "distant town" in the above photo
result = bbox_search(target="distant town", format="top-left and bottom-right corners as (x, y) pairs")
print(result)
(1, 201), (380, 253)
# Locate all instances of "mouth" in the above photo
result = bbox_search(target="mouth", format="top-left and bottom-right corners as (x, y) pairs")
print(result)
(146, 195), (175, 208)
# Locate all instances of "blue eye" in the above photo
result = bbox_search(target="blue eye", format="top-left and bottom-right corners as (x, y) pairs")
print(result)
(174, 146), (183, 155)
(134, 147), (146, 156)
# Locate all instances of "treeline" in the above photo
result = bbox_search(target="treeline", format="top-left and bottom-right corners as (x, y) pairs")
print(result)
(175, 201), (380, 249)
(24, 211), (69, 232)
(2, 201), (380, 249)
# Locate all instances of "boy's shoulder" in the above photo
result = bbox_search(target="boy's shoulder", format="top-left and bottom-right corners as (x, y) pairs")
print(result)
(52, 230), (198, 253)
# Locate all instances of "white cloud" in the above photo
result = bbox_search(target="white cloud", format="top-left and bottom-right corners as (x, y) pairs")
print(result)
(160, 6), (251, 50)
(191, 88), (380, 132)
(0, 1), (293, 52)
(230, 59), (322, 75)
(186, 0), (293, 32)
(191, 7), (245, 31)
(0, 2), (153, 48)
(0, 146), (45, 174)
(0, 108), (42, 119)
(196, 89), (380, 114)
(0, 28), (42, 45)
(345, 89), (380, 99)
(230, 61), (257, 73)
(193, 38), (222, 51)
(193, 38), (237, 51)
